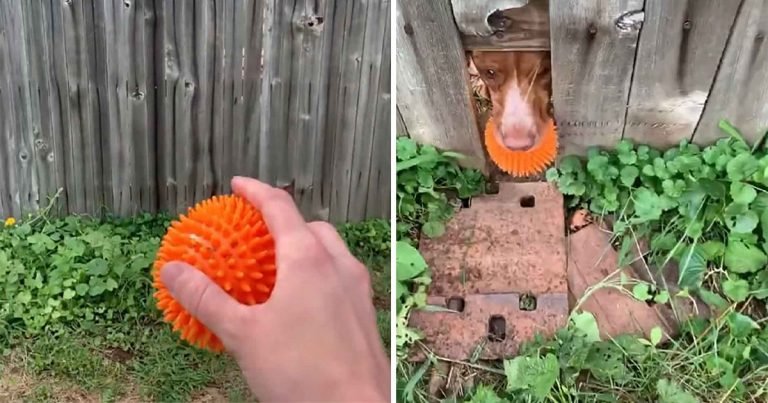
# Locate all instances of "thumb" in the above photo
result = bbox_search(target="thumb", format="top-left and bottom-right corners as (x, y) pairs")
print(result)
(161, 262), (246, 344)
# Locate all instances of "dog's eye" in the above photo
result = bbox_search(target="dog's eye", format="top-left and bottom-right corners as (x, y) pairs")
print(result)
(485, 69), (496, 79)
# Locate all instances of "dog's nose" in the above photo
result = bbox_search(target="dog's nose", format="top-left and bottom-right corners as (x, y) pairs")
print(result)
(501, 133), (535, 151)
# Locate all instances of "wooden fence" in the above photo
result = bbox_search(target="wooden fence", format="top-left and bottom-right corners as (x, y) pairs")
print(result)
(0, 0), (391, 224)
(396, 0), (768, 167)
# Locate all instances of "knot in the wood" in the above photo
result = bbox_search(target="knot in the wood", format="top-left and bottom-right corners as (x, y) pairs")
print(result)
(131, 88), (145, 100)
(298, 15), (324, 34)
(47, 153), (54, 162)
(587, 23), (598, 37)
(184, 81), (194, 90)
(487, 10), (511, 30)
(682, 20), (692, 30)
(403, 22), (414, 36)
(19, 151), (28, 161)
(124, 0), (131, 8)
(34, 139), (44, 149)
(63, 0), (72, 5)
(615, 10), (644, 33)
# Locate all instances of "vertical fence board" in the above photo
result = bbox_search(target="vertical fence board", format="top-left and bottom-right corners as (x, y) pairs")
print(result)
(52, 0), (85, 214)
(260, 0), (292, 186)
(191, 0), (215, 204)
(549, 0), (643, 156)
(327, 0), (366, 222)
(348, 0), (389, 222)
(365, 5), (391, 220)
(395, 0), (486, 168)
(94, 0), (119, 214)
(3, 1), (37, 216)
(0, 2), (18, 217)
(156, 0), (175, 213)
(171, 0), (195, 214)
(82, 0), (106, 214)
(211, 0), (231, 195)
(288, 0), (334, 221)
(23, 0), (63, 213)
(623, 0), (739, 149)
(228, 0), (249, 190)
(693, 0), (768, 145)
(134, 0), (157, 213)
(242, 0), (265, 179)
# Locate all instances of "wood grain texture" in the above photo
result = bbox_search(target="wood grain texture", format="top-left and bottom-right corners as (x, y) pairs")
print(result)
(327, 0), (368, 222)
(459, 0), (550, 51)
(0, 0), (390, 223)
(549, 0), (643, 156)
(693, 0), (768, 146)
(285, 0), (334, 221)
(1, 1), (37, 216)
(396, 0), (486, 169)
(347, 0), (391, 222)
(623, 0), (739, 149)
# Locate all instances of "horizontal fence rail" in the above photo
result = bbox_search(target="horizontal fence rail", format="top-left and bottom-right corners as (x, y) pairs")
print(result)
(0, 0), (391, 224)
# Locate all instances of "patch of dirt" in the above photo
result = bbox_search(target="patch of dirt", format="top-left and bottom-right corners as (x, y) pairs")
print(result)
(103, 347), (134, 364)
(0, 351), (249, 403)
(189, 387), (229, 402)
(0, 363), (94, 403)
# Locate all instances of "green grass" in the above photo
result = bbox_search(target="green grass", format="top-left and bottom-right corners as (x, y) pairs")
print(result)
(0, 210), (390, 402)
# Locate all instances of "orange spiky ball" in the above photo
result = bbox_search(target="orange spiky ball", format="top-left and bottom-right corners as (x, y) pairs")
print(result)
(153, 194), (276, 352)
(484, 119), (558, 177)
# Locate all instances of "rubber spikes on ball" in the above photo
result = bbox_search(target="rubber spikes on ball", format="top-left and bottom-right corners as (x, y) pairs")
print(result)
(484, 119), (558, 177)
(153, 194), (277, 352)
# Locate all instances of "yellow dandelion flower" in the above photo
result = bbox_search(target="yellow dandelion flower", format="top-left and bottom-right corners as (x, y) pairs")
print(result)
(4, 217), (16, 227)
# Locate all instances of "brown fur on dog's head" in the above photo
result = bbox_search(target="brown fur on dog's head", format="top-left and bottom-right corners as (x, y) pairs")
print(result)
(470, 51), (552, 151)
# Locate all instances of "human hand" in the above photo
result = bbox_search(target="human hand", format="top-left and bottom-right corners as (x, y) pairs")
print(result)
(159, 176), (390, 402)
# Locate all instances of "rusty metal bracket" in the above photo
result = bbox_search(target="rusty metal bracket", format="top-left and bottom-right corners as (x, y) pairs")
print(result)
(409, 182), (569, 361)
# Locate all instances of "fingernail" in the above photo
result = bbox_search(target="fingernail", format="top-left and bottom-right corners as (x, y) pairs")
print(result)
(161, 262), (186, 285)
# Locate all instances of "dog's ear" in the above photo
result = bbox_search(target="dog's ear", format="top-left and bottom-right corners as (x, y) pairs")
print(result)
(465, 51), (473, 68)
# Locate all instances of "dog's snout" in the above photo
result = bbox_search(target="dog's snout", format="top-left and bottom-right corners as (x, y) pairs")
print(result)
(499, 120), (536, 150)
(501, 132), (535, 151)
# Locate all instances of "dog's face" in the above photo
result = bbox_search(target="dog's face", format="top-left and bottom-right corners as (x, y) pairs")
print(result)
(470, 51), (552, 151)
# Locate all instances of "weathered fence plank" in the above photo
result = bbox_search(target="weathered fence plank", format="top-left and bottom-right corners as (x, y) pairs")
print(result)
(2, 1), (37, 217)
(0, 2), (17, 217)
(396, 0), (486, 169)
(549, 0), (643, 156)
(1, 0), (390, 224)
(623, 0), (739, 149)
(327, 0), (368, 222)
(241, 0), (265, 181)
(51, 0), (84, 214)
(693, 0), (768, 145)
(366, 15), (392, 220)
(23, 0), (64, 214)
(81, 0), (106, 214)
(134, 0), (158, 213)
(285, 0), (334, 221)
(348, 0), (391, 222)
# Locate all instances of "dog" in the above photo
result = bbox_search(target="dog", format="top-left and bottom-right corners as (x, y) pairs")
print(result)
(469, 51), (552, 151)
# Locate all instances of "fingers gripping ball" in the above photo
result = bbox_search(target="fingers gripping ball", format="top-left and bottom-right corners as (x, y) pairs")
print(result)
(484, 119), (558, 177)
(153, 195), (277, 352)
